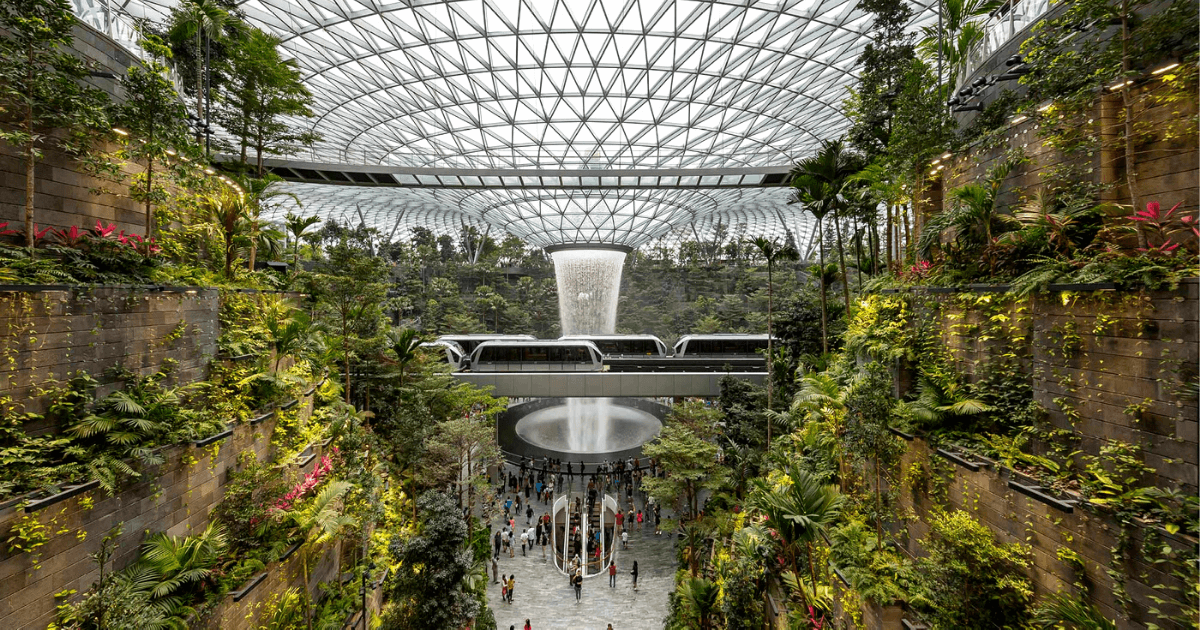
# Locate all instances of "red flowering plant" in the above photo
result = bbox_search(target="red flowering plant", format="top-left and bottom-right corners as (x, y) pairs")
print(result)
(1130, 201), (1198, 256)
(263, 449), (338, 521)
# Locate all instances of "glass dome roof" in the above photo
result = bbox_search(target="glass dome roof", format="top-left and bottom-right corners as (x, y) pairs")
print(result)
(105, 0), (937, 248)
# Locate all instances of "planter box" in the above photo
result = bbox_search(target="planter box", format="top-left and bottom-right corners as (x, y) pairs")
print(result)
(1007, 480), (1077, 513)
(888, 426), (915, 441)
(279, 398), (300, 411)
(934, 446), (992, 472)
(230, 571), (268, 602)
(250, 410), (275, 426)
(192, 425), (235, 448)
(25, 480), (101, 513)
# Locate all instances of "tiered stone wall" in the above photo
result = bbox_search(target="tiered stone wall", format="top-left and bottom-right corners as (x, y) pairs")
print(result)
(0, 287), (219, 419)
(894, 438), (1196, 629)
(0, 392), (320, 630)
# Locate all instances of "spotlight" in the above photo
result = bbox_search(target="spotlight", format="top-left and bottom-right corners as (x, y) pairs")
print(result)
(1152, 63), (1180, 75)
(972, 77), (988, 88)
(112, 127), (128, 136)
(941, 153), (952, 159)
(1005, 54), (1024, 67)
(1010, 115), (1028, 124)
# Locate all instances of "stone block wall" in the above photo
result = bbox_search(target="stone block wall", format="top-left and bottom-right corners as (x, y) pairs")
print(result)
(941, 84), (1199, 218)
(0, 386), (322, 630)
(0, 287), (219, 419)
(1031, 284), (1199, 491)
(894, 438), (1196, 629)
(912, 281), (1199, 493)
(196, 538), (342, 630)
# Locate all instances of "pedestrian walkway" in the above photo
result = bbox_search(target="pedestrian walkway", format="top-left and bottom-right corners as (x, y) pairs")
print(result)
(486, 469), (676, 629)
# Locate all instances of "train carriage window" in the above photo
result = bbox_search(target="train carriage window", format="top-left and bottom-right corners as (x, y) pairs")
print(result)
(523, 347), (549, 362)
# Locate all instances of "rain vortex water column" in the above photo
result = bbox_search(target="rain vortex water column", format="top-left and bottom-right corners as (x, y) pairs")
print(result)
(547, 245), (628, 452)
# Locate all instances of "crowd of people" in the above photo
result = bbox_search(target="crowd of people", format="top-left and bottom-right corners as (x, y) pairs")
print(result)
(486, 455), (666, 627)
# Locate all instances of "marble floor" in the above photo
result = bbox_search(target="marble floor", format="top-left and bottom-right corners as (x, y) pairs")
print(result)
(486, 469), (677, 630)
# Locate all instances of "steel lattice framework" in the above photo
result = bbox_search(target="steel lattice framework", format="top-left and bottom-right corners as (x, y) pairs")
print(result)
(96, 0), (937, 248)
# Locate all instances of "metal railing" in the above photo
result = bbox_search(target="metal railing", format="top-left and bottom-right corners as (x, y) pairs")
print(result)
(959, 0), (1051, 88)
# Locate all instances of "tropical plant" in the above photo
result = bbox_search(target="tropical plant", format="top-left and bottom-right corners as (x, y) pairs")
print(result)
(284, 213), (321, 273)
(905, 376), (993, 431)
(750, 465), (844, 612)
(678, 576), (722, 630)
(383, 327), (422, 386)
(200, 188), (251, 278)
(286, 480), (356, 630)
(916, 0), (1001, 89)
(1032, 591), (1118, 630)
(125, 521), (228, 618)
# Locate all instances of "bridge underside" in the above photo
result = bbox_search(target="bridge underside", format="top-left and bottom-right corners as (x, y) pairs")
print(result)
(453, 372), (765, 398)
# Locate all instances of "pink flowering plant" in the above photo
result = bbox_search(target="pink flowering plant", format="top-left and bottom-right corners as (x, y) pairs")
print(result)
(0, 219), (165, 284)
(268, 453), (335, 517)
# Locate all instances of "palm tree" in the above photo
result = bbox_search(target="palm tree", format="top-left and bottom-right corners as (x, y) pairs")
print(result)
(750, 236), (799, 444)
(751, 466), (843, 611)
(200, 189), (250, 279)
(849, 162), (908, 271)
(384, 327), (422, 386)
(680, 522), (710, 577)
(285, 213), (322, 275)
(679, 577), (722, 630)
(168, 0), (228, 134)
(790, 177), (833, 355)
(125, 522), (228, 621)
(237, 176), (299, 272)
(789, 140), (864, 318)
(288, 480), (357, 630)
(917, 0), (1002, 90)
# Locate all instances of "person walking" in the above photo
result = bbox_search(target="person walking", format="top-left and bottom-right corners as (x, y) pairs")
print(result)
(508, 528), (515, 558)
(615, 510), (624, 531)
(520, 528), (528, 556)
(524, 621), (532, 630)
(492, 557), (498, 583)
(507, 575), (515, 603)
(573, 570), (583, 601)
(526, 503), (534, 527)
(608, 559), (617, 587)
(494, 530), (502, 560)
(501, 574), (507, 602)
(636, 509), (643, 531)
(621, 528), (628, 549)
(630, 560), (639, 590)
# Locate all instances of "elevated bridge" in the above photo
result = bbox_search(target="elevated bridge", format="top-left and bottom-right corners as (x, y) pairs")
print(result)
(452, 371), (765, 398)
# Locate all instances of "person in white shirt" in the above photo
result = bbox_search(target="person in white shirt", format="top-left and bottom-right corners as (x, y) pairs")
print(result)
(621, 529), (629, 549)
(520, 529), (529, 556)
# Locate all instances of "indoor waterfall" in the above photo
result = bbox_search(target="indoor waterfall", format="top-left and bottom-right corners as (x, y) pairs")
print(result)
(550, 248), (626, 453)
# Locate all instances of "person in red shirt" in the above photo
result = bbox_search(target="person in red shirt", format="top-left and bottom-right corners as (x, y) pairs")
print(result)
(616, 511), (624, 529)
(608, 559), (617, 587)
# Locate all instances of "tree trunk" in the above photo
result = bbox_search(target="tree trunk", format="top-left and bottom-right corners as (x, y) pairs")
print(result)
(195, 31), (203, 123)
(886, 203), (894, 272)
(1120, 5), (1145, 249)
(145, 158), (154, 239)
(832, 211), (851, 314)
(24, 45), (35, 250)
(817, 219), (828, 354)
(766, 259), (773, 448)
